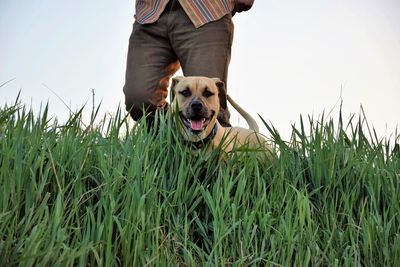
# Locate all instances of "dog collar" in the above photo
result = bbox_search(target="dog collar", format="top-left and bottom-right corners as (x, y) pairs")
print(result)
(183, 123), (218, 149)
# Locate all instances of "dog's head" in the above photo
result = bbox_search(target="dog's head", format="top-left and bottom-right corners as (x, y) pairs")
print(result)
(170, 76), (226, 142)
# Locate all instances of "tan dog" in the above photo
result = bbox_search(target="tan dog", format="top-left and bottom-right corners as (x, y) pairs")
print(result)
(170, 76), (273, 158)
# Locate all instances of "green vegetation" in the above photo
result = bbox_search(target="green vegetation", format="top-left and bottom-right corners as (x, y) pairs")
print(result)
(0, 101), (399, 266)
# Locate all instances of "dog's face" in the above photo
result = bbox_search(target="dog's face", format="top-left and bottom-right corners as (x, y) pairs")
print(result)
(170, 76), (226, 142)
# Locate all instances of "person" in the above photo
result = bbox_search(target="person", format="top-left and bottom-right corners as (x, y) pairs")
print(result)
(123, 0), (254, 128)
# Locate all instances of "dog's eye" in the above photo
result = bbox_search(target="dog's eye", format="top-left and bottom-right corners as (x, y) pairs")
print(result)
(203, 89), (214, 98)
(179, 88), (191, 97)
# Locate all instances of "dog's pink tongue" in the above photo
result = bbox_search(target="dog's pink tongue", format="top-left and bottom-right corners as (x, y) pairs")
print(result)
(190, 119), (204, 131)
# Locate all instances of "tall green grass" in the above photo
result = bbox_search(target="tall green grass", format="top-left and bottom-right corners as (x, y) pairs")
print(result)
(0, 101), (399, 266)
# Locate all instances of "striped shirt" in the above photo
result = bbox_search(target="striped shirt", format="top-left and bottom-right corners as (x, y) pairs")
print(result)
(135, 0), (235, 28)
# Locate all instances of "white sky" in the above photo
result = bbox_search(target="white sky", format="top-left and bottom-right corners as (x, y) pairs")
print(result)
(1, 0), (399, 140)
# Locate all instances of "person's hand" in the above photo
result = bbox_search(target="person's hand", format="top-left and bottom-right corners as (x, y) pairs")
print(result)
(234, 0), (254, 13)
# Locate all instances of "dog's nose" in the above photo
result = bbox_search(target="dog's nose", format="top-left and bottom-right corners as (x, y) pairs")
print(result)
(191, 100), (203, 112)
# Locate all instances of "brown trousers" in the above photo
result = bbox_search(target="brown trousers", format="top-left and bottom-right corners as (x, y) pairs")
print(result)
(123, 0), (234, 127)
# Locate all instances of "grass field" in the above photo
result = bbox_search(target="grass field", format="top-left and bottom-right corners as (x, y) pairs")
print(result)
(0, 100), (399, 266)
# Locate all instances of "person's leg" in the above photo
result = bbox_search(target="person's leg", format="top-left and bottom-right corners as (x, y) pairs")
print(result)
(123, 12), (180, 124)
(169, 2), (234, 127)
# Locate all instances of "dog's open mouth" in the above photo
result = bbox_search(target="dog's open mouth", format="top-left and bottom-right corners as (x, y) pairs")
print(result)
(179, 112), (214, 133)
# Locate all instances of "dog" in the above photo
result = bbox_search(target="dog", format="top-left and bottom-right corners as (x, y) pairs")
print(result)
(170, 76), (273, 159)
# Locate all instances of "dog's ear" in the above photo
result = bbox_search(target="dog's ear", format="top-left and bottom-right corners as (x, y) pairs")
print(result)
(213, 78), (227, 110)
(170, 76), (183, 100)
